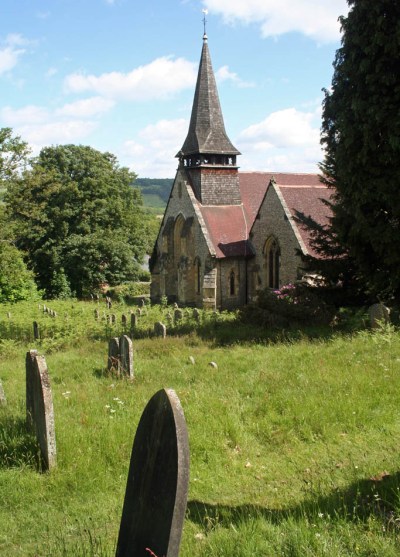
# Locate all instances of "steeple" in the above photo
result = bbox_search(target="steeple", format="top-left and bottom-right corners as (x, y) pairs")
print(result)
(177, 33), (241, 206)
(179, 34), (240, 158)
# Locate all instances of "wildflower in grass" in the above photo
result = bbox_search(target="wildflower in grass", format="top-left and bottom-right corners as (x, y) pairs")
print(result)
(62, 391), (71, 399)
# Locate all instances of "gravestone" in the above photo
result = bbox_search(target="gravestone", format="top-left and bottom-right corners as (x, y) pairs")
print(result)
(193, 308), (200, 321)
(94, 309), (100, 320)
(111, 314), (116, 324)
(140, 298), (146, 307)
(0, 380), (6, 406)
(154, 322), (167, 339)
(130, 313), (137, 330)
(108, 337), (121, 373)
(174, 309), (183, 322)
(120, 335), (134, 379)
(122, 314), (127, 328)
(33, 321), (40, 341)
(369, 303), (390, 329)
(137, 308), (143, 317)
(25, 350), (57, 470)
(116, 389), (189, 557)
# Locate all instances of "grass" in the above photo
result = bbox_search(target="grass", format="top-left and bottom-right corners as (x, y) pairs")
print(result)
(0, 300), (400, 555)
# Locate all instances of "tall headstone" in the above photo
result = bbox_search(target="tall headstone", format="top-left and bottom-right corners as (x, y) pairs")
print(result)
(25, 350), (57, 470)
(130, 313), (137, 331)
(108, 337), (121, 373)
(369, 303), (390, 329)
(120, 335), (134, 379)
(111, 314), (117, 324)
(0, 379), (6, 406)
(122, 314), (127, 328)
(33, 321), (40, 341)
(116, 389), (189, 557)
(154, 322), (167, 339)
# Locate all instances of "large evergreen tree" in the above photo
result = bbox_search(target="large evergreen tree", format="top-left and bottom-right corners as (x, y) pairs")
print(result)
(320, 0), (400, 301)
(5, 144), (147, 298)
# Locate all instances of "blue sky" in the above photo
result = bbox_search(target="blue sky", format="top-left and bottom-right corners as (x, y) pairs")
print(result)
(1, 0), (349, 178)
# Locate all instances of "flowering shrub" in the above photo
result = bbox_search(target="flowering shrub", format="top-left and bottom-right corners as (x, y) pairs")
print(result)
(241, 283), (335, 327)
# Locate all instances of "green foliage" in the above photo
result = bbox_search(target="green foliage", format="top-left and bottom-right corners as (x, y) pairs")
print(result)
(5, 144), (147, 298)
(320, 1), (400, 302)
(0, 127), (31, 183)
(134, 177), (173, 205)
(0, 242), (39, 303)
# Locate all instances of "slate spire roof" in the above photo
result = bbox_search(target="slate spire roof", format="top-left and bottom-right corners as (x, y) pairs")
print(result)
(179, 34), (240, 157)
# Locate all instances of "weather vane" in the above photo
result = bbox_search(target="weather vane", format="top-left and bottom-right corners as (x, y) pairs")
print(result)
(202, 9), (208, 36)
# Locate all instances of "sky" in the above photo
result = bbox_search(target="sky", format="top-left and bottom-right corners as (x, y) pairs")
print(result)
(1, 0), (349, 178)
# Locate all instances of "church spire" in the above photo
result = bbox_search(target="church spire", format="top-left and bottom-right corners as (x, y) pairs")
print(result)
(179, 35), (240, 158)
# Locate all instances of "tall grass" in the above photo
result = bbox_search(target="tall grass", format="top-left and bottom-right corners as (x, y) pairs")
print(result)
(0, 300), (399, 555)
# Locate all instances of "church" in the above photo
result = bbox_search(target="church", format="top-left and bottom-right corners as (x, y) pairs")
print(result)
(150, 32), (332, 310)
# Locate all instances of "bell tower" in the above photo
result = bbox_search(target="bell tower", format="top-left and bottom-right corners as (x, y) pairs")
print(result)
(177, 32), (241, 205)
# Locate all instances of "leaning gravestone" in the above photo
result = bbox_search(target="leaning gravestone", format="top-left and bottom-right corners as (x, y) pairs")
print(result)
(116, 389), (189, 557)
(0, 379), (6, 406)
(120, 335), (134, 378)
(369, 303), (390, 329)
(25, 350), (57, 470)
(154, 322), (167, 339)
(108, 337), (121, 373)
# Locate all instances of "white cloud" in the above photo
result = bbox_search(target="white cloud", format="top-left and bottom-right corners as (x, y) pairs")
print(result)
(216, 65), (255, 88)
(56, 96), (115, 118)
(202, 0), (348, 43)
(0, 34), (34, 76)
(237, 106), (322, 172)
(1, 105), (50, 125)
(122, 119), (188, 177)
(64, 56), (197, 101)
(17, 121), (98, 154)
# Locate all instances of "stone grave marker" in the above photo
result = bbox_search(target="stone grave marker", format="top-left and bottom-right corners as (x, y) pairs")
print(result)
(193, 308), (200, 321)
(154, 321), (167, 339)
(137, 308), (143, 317)
(369, 303), (390, 329)
(116, 389), (189, 557)
(33, 321), (40, 341)
(122, 314), (127, 328)
(0, 379), (6, 406)
(108, 337), (121, 373)
(140, 298), (146, 307)
(120, 335), (134, 378)
(130, 313), (137, 330)
(25, 350), (57, 470)
(174, 309), (183, 323)
(94, 309), (100, 320)
(111, 314), (116, 324)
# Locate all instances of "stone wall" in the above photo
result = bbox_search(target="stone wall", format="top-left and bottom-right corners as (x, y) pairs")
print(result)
(248, 184), (304, 299)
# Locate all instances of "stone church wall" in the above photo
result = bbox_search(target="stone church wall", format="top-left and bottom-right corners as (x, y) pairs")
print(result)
(248, 185), (304, 300)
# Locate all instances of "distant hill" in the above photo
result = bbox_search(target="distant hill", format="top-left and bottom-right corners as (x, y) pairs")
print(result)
(134, 178), (173, 213)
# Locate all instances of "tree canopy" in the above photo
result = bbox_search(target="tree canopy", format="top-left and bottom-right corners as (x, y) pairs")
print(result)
(320, 0), (400, 301)
(5, 144), (147, 298)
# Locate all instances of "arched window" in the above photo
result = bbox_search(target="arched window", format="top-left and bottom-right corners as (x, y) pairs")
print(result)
(173, 215), (185, 263)
(229, 270), (235, 296)
(264, 237), (280, 289)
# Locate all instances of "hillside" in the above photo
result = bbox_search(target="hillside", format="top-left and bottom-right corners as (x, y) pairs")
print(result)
(134, 178), (173, 214)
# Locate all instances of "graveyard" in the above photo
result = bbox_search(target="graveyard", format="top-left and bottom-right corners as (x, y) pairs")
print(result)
(0, 299), (400, 556)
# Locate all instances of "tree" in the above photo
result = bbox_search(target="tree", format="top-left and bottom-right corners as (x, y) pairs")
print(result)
(320, 0), (400, 301)
(0, 240), (39, 303)
(5, 144), (147, 298)
(0, 127), (31, 183)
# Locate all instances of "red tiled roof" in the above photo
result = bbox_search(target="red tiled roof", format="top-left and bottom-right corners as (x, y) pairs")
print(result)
(199, 204), (253, 258)
(198, 171), (332, 259)
(275, 182), (332, 258)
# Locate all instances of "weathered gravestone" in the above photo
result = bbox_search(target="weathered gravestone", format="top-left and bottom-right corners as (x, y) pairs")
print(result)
(369, 303), (390, 329)
(130, 313), (137, 331)
(192, 308), (200, 321)
(122, 314), (127, 328)
(154, 321), (167, 339)
(174, 309), (183, 323)
(111, 314), (117, 324)
(120, 335), (134, 378)
(116, 389), (189, 557)
(33, 321), (40, 341)
(0, 379), (6, 406)
(108, 337), (121, 373)
(25, 350), (57, 470)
